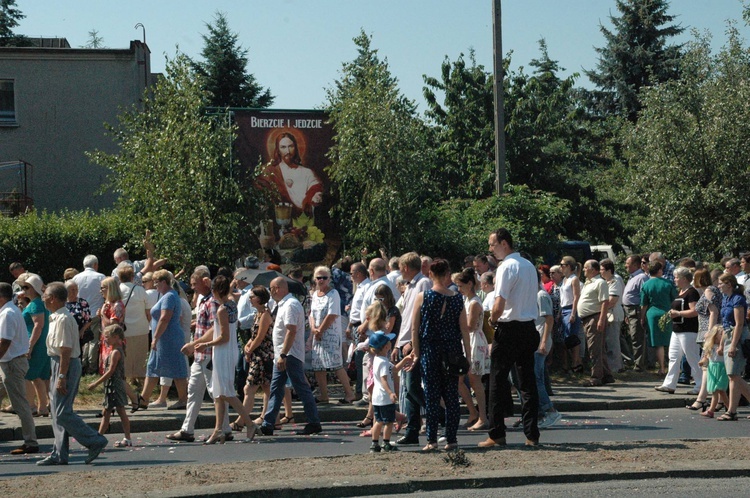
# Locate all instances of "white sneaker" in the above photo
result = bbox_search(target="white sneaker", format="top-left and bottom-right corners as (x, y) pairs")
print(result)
(438, 435), (447, 444)
(539, 409), (561, 429)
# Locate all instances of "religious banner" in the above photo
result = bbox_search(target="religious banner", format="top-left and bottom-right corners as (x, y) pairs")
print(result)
(234, 109), (335, 264)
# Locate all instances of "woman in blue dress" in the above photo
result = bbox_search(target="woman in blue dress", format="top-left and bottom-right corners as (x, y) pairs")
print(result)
(17, 273), (50, 416)
(409, 259), (471, 452)
(138, 270), (188, 407)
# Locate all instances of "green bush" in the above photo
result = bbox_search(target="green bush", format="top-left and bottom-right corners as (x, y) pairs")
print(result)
(419, 184), (572, 265)
(0, 210), (140, 284)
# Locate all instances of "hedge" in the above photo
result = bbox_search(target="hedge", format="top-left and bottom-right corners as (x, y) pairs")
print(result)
(0, 210), (141, 284)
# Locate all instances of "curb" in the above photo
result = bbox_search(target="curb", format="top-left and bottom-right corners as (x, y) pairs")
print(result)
(0, 394), (698, 443)
(160, 466), (750, 498)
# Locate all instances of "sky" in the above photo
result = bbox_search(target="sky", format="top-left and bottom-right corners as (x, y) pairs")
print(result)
(15, 0), (750, 111)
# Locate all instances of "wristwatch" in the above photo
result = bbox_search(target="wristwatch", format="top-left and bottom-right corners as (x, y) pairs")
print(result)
(58, 374), (66, 380)
(280, 353), (288, 359)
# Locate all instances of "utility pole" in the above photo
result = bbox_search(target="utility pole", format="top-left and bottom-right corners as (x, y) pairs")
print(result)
(492, 0), (506, 195)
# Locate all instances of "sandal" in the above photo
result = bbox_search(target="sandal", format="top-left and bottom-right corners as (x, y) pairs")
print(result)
(717, 411), (738, 421)
(279, 415), (295, 425)
(356, 416), (373, 428)
(131, 395), (148, 413)
(114, 438), (132, 448)
(421, 442), (439, 453)
(686, 401), (708, 411)
(229, 421), (245, 432)
(701, 410), (714, 418)
(359, 429), (372, 437)
(444, 443), (458, 452)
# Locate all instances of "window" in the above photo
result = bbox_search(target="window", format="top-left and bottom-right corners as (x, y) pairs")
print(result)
(0, 80), (16, 124)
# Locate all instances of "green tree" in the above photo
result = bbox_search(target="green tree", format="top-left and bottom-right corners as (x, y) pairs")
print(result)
(89, 53), (266, 270)
(621, 28), (750, 259)
(194, 11), (273, 108)
(0, 0), (28, 47)
(585, 0), (683, 121)
(423, 49), (496, 198)
(325, 30), (437, 255)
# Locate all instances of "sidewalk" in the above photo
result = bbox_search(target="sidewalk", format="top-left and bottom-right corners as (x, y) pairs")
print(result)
(0, 380), (699, 442)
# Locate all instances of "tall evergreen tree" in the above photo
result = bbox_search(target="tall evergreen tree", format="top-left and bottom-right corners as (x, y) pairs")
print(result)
(325, 31), (436, 254)
(585, 0), (683, 121)
(194, 11), (273, 108)
(0, 0), (29, 47)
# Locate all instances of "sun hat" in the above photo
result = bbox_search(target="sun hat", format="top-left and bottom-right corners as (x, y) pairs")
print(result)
(14, 272), (44, 295)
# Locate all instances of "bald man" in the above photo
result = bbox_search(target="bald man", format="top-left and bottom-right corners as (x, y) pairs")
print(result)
(260, 278), (321, 436)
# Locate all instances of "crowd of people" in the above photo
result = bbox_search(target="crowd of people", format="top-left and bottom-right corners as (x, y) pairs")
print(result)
(0, 227), (748, 463)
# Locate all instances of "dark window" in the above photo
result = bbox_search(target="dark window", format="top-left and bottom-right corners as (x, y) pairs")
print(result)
(0, 80), (16, 123)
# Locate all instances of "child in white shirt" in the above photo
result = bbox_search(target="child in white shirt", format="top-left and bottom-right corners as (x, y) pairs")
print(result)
(368, 331), (412, 453)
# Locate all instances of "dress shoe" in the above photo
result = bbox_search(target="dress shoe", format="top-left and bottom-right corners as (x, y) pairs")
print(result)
(10, 444), (39, 455)
(259, 424), (274, 436)
(165, 431), (195, 442)
(302, 423), (322, 435)
(395, 435), (419, 446)
(36, 456), (67, 466)
(85, 437), (108, 464)
(477, 437), (506, 448)
(602, 375), (616, 385)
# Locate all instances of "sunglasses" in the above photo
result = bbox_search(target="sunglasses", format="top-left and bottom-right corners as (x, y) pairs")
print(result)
(315, 276), (329, 281)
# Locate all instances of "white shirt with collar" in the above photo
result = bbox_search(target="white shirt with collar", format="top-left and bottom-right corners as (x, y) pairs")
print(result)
(495, 252), (539, 322)
(359, 276), (400, 325)
(0, 300), (29, 361)
(397, 272), (432, 347)
(386, 270), (401, 289)
(272, 293), (306, 361)
(348, 277), (371, 324)
(46, 306), (81, 359)
(236, 287), (257, 330)
(72, 267), (106, 315)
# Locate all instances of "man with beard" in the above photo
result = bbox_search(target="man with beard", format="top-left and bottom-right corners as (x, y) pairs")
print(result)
(262, 132), (323, 216)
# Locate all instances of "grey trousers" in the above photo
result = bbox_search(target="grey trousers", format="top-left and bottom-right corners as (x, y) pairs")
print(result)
(49, 356), (107, 463)
(180, 358), (230, 435)
(0, 355), (37, 447)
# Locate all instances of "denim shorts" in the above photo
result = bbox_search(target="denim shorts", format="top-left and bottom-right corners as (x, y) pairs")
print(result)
(373, 403), (397, 423)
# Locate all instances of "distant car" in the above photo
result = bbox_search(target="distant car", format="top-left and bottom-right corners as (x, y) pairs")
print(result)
(591, 245), (616, 264)
(544, 241), (592, 267)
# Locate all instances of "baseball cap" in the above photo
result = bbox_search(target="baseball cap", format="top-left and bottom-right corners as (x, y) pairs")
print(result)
(368, 331), (396, 350)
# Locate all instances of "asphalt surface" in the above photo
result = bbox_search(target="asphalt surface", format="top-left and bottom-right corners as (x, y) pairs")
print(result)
(0, 406), (747, 476)
(362, 477), (750, 497)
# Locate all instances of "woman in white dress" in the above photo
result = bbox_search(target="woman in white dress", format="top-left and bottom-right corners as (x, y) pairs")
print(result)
(194, 275), (256, 444)
(310, 266), (355, 404)
(455, 268), (490, 430)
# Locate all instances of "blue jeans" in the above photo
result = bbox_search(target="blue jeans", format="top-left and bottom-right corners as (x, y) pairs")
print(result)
(534, 352), (552, 414)
(263, 355), (319, 428)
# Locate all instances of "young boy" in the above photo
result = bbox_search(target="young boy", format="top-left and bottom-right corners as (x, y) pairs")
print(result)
(368, 331), (412, 453)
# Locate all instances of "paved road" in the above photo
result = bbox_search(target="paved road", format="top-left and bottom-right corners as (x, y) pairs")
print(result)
(363, 477), (750, 497)
(0, 407), (746, 477)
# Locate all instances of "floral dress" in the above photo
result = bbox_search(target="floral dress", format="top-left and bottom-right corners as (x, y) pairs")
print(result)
(245, 312), (275, 386)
